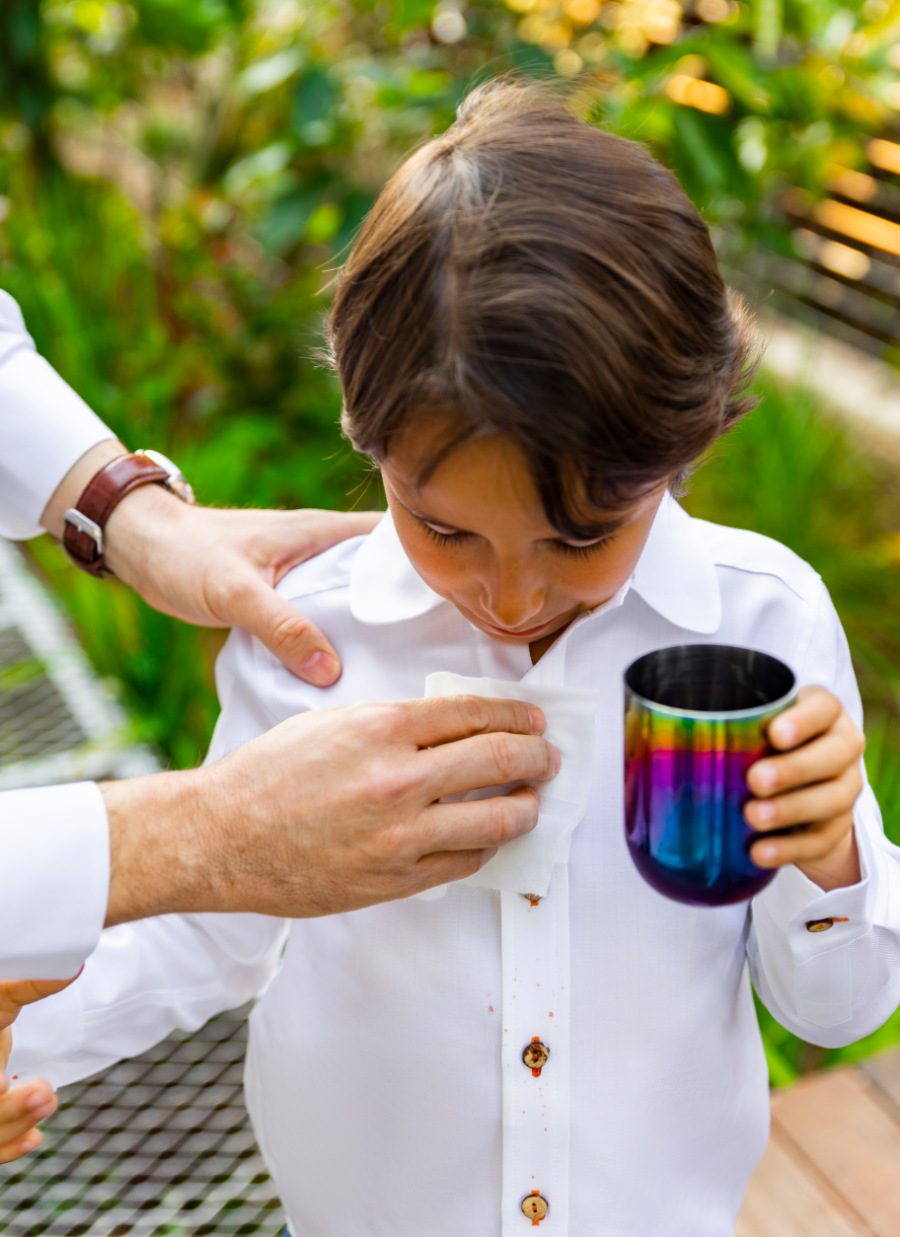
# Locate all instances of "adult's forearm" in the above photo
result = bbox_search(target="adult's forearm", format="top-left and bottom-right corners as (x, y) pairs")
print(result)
(101, 769), (223, 925)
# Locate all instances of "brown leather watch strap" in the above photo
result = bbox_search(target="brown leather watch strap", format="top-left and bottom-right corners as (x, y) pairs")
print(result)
(63, 452), (170, 577)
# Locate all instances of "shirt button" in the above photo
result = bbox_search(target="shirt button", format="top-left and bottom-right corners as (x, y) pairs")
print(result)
(521, 1191), (549, 1225)
(522, 1038), (550, 1076)
(806, 918), (835, 933)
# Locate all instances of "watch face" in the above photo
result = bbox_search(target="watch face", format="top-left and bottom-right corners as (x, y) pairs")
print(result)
(139, 449), (196, 504)
(167, 476), (196, 504)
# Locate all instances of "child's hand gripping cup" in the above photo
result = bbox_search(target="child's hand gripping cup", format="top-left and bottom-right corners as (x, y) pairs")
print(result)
(624, 644), (798, 906)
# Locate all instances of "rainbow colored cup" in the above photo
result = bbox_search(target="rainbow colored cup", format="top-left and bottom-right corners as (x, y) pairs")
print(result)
(624, 645), (797, 907)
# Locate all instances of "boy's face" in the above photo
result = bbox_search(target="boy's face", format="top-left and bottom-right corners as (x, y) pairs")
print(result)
(381, 421), (667, 652)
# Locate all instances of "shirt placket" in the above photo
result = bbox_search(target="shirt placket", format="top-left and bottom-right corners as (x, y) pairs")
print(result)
(500, 856), (571, 1233)
(491, 631), (588, 1234)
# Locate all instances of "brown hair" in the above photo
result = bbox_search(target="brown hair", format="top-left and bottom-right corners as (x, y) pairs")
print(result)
(325, 76), (756, 538)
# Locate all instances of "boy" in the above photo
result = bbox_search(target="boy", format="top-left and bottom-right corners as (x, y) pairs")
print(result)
(7, 78), (898, 1236)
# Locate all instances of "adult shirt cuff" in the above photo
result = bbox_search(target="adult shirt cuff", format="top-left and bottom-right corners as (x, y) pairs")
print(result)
(0, 291), (113, 539)
(0, 782), (109, 978)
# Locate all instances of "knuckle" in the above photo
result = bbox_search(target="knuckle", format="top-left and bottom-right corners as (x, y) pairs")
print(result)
(458, 695), (492, 735)
(488, 733), (520, 782)
(486, 799), (517, 846)
(356, 701), (399, 742)
(364, 757), (416, 808)
(266, 609), (308, 653)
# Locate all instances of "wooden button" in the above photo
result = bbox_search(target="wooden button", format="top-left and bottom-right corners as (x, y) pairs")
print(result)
(806, 918), (835, 933)
(522, 1038), (550, 1075)
(521, 1191), (549, 1225)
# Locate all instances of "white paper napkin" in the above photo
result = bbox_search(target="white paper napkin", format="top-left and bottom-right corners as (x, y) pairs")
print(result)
(422, 672), (600, 897)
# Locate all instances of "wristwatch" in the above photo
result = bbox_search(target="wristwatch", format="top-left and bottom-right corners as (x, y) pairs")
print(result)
(63, 449), (196, 577)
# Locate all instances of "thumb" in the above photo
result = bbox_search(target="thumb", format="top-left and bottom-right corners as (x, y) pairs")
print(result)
(0, 969), (83, 1029)
(227, 577), (342, 686)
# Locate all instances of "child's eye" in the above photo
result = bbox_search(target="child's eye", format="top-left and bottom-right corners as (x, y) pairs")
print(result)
(422, 522), (469, 546)
(552, 537), (612, 559)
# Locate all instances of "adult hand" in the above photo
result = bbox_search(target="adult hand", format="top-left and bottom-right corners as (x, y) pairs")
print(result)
(102, 695), (558, 923)
(41, 439), (381, 686)
(0, 974), (81, 1162)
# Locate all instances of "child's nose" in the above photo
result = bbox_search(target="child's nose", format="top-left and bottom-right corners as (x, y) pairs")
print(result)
(481, 573), (545, 631)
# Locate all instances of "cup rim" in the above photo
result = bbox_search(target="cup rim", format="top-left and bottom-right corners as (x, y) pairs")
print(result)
(624, 644), (797, 720)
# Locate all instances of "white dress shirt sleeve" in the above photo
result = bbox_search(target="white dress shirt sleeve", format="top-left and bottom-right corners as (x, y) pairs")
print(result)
(0, 782), (109, 979)
(0, 290), (113, 539)
(747, 576), (900, 1047)
(7, 629), (287, 1087)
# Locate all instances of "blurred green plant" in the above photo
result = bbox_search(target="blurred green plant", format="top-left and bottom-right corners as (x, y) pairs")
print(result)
(686, 372), (900, 1083)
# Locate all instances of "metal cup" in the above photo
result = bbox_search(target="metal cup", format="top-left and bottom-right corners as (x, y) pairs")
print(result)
(624, 644), (797, 907)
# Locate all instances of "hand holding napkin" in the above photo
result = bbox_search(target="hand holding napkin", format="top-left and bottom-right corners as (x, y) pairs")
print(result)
(423, 672), (600, 897)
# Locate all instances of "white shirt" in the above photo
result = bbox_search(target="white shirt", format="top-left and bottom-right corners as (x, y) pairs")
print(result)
(11, 497), (900, 1237)
(0, 291), (113, 977)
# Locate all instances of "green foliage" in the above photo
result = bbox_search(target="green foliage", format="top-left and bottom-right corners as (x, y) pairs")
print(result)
(686, 373), (900, 1083)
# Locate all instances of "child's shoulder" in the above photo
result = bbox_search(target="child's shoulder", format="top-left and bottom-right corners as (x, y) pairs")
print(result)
(690, 514), (823, 604)
(274, 532), (368, 605)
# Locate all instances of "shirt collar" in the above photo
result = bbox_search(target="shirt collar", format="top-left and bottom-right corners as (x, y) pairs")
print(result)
(349, 511), (446, 623)
(629, 492), (722, 634)
(349, 493), (721, 634)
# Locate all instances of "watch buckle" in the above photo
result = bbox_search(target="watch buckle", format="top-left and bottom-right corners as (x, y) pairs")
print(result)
(64, 507), (104, 554)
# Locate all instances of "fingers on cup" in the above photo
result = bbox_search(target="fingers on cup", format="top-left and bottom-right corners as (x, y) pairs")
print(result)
(748, 727), (864, 800)
(750, 812), (854, 869)
(767, 686), (842, 750)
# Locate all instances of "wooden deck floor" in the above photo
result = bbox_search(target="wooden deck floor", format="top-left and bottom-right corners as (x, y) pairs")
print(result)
(738, 1050), (900, 1236)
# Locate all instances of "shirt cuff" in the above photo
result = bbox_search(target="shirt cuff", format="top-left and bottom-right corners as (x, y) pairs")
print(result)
(751, 815), (876, 1029)
(0, 782), (109, 978)
(0, 295), (113, 539)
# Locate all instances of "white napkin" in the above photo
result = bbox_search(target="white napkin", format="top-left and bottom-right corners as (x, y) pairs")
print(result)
(422, 672), (600, 897)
